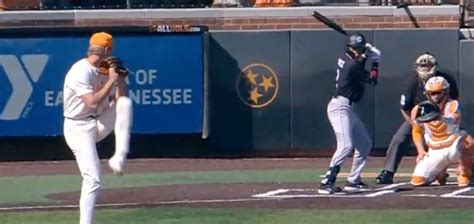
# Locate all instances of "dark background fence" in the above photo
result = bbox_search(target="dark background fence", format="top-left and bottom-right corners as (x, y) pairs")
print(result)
(0, 28), (468, 161)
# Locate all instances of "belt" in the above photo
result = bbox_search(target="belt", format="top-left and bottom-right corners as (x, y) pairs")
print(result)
(332, 94), (353, 106)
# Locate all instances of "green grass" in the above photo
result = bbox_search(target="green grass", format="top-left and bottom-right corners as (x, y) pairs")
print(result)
(0, 208), (473, 224)
(0, 168), (414, 204)
(0, 166), (465, 224)
(0, 169), (321, 204)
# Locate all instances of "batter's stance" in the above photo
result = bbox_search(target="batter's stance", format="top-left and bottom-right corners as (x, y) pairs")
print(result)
(318, 34), (381, 194)
(63, 32), (133, 224)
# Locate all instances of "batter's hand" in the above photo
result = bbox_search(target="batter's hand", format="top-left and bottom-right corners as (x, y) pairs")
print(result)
(368, 68), (378, 86)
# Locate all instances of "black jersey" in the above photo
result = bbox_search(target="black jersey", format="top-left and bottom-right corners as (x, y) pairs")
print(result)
(333, 53), (369, 103)
(400, 71), (458, 112)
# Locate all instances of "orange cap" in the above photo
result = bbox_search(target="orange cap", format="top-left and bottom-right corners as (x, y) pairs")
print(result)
(89, 32), (113, 48)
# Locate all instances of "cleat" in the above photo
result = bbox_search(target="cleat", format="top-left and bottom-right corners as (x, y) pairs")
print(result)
(432, 172), (449, 186)
(457, 175), (471, 187)
(375, 170), (394, 184)
(318, 183), (342, 195)
(344, 181), (370, 192)
(318, 165), (341, 194)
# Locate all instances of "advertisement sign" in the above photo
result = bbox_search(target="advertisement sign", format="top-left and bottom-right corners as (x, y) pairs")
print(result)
(0, 33), (204, 136)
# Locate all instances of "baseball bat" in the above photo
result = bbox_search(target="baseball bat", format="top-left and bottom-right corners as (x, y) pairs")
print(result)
(312, 11), (348, 36)
(396, 3), (410, 9)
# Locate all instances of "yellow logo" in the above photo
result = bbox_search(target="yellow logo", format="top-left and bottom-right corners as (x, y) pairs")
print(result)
(236, 63), (279, 108)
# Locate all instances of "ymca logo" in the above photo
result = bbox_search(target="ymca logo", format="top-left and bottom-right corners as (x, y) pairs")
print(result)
(0, 54), (48, 120)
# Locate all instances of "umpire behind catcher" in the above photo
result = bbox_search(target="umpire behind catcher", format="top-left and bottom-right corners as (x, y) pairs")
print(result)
(375, 52), (459, 184)
(318, 33), (381, 194)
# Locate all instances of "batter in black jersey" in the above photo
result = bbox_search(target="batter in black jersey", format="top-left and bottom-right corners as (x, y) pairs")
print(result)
(319, 33), (381, 194)
(375, 52), (459, 184)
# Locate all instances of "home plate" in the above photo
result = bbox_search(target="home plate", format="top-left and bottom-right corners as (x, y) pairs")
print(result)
(253, 183), (406, 198)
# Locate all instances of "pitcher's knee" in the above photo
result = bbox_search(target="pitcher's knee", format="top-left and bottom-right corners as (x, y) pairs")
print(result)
(83, 176), (101, 193)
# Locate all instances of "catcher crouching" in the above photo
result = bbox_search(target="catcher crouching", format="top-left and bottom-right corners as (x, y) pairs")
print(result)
(410, 76), (472, 187)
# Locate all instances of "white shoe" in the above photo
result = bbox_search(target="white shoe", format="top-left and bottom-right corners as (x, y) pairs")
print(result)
(108, 155), (125, 176)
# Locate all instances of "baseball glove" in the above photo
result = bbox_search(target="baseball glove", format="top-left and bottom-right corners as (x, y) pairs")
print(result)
(98, 56), (129, 77)
(415, 100), (440, 123)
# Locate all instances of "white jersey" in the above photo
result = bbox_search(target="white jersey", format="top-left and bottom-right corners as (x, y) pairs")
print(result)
(63, 58), (110, 119)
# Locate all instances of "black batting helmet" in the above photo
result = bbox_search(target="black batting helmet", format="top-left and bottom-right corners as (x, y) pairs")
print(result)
(347, 34), (366, 51)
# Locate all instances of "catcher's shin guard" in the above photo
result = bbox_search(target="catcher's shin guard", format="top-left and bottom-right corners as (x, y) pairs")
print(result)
(457, 143), (472, 187)
(411, 176), (427, 187)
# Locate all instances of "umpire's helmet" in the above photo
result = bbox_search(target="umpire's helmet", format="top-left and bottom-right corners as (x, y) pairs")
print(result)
(415, 52), (438, 80)
(347, 34), (366, 51)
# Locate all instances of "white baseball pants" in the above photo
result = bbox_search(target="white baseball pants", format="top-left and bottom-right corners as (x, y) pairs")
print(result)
(327, 96), (372, 184)
(412, 136), (463, 184)
(63, 96), (133, 224)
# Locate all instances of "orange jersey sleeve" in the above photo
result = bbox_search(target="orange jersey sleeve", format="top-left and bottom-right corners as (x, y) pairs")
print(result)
(442, 100), (461, 125)
(411, 105), (424, 142)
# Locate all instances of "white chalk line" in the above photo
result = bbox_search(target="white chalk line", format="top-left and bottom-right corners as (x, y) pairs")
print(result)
(378, 182), (409, 190)
(440, 187), (473, 197)
(402, 194), (439, 197)
(252, 182), (474, 199)
(0, 198), (275, 212)
(253, 189), (291, 197)
(253, 183), (405, 198)
(2, 183), (472, 211)
(365, 190), (397, 197)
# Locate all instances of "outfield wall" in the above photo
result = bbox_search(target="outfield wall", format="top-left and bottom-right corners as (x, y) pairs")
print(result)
(207, 29), (461, 154)
(0, 28), (468, 160)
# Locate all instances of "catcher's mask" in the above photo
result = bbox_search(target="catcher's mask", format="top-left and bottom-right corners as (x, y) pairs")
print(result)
(415, 52), (438, 80)
(424, 76), (449, 104)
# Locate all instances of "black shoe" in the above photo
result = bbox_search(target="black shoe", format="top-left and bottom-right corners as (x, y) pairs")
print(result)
(375, 170), (394, 184)
(318, 182), (342, 194)
(344, 181), (370, 192)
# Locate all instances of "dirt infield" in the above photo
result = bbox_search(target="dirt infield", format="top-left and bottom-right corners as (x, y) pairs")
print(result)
(1, 157), (474, 210)
(44, 182), (474, 209)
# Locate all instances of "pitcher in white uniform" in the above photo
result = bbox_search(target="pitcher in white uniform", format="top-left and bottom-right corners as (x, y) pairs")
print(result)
(63, 32), (133, 224)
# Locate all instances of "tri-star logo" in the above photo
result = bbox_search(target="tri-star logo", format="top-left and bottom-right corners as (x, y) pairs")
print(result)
(236, 63), (279, 108)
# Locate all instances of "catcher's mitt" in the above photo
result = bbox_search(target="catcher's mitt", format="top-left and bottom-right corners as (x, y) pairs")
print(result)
(415, 100), (440, 123)
(98, 56), (129, 77)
